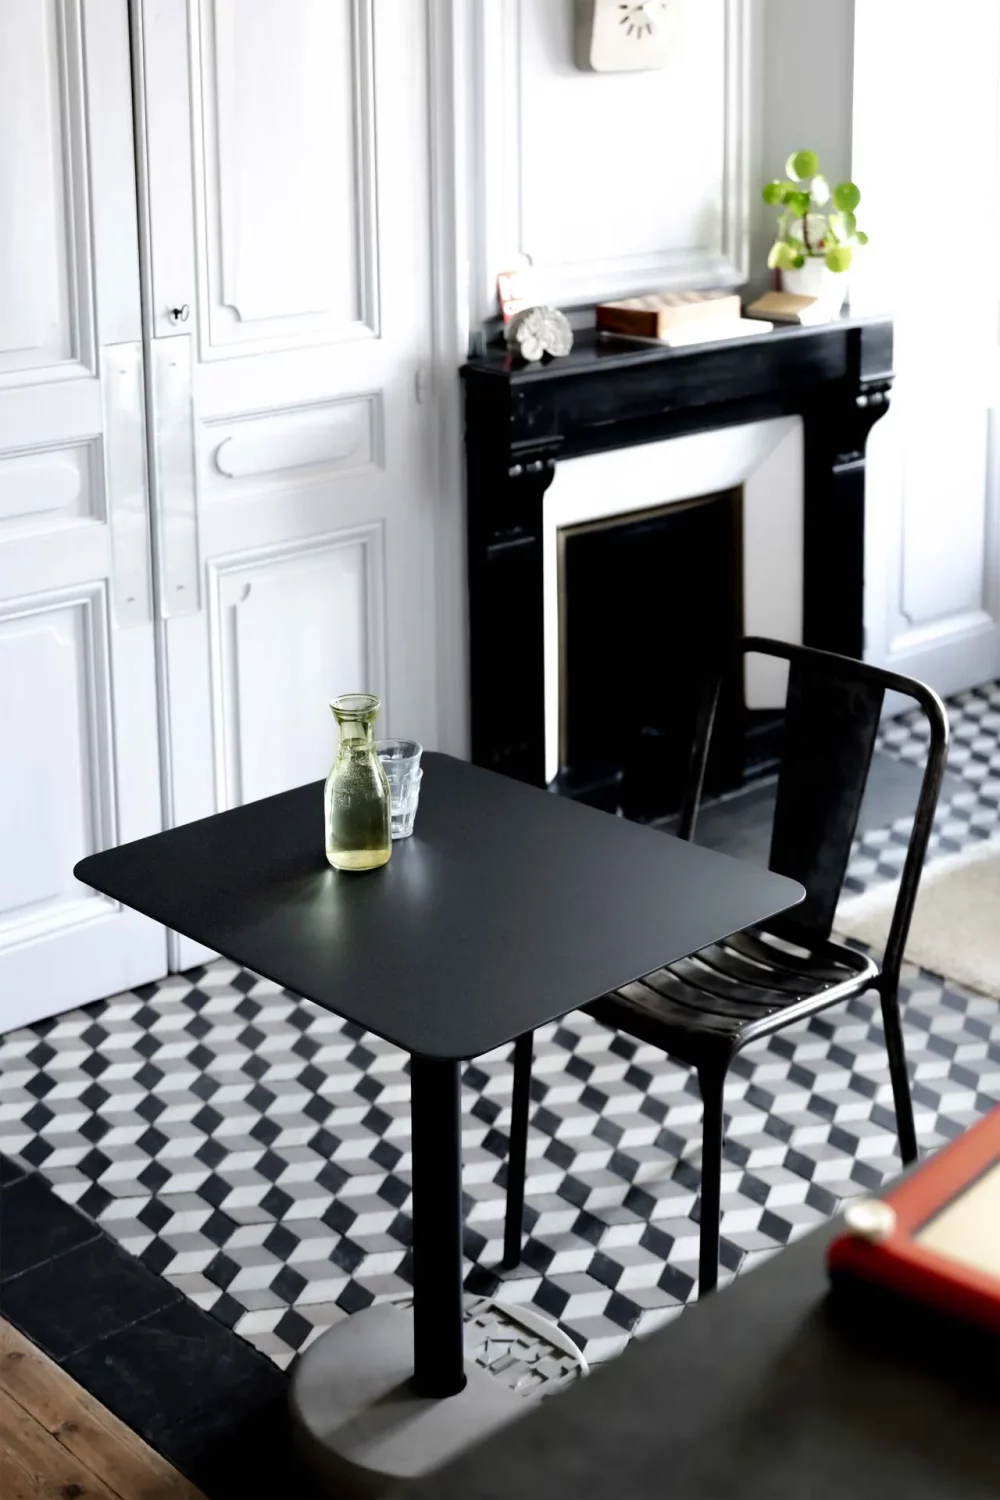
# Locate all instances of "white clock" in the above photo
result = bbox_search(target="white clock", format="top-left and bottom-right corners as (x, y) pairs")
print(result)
(574, 0), (673, 73)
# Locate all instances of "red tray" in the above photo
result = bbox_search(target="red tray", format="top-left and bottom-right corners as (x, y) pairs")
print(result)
(828, 1105), (1000, 1334)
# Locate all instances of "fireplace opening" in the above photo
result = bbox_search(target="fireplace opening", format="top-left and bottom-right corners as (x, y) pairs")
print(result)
(556, 487), (749, 821)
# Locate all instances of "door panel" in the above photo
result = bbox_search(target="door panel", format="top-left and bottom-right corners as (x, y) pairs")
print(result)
(0, 1), (166, 1027)
(0, 0), (83, 377)
(0, 443), (97, 530)
(208, 527), (384, 807)
(0, 590), (111, 926)
(137, 0), (438, 969)
(202, 0), (376, 346)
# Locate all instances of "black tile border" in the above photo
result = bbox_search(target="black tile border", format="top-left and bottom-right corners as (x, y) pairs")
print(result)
(0, 1153), (323, 1499)
(0, 1169), (100, 1280)
(1, 1234), (181, 1362)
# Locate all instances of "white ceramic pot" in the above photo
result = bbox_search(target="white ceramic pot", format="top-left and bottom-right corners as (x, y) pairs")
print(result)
(780, 257), (849, 318)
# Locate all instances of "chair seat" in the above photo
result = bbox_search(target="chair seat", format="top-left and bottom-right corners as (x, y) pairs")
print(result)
(587, 927), (879, 1065)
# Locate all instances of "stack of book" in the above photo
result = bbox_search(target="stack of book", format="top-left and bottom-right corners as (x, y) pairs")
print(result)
(596, 290), (771, 346)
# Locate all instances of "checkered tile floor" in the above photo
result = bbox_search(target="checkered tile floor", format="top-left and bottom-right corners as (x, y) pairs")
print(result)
(847, 678), (1000, 891)
(1, 681), (999, 1376)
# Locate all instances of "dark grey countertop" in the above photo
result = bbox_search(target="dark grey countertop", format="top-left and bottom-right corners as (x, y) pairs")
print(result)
(416, 1221), (1000, 1499)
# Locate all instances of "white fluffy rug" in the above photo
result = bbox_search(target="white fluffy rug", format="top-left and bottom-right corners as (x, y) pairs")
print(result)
(836, 836), (1000, 1000)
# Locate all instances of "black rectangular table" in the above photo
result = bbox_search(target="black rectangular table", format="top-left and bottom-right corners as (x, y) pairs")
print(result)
(75, 752), (802, 1486)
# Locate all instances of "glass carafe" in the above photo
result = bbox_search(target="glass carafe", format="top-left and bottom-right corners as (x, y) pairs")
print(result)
(324, 694), (392, 872)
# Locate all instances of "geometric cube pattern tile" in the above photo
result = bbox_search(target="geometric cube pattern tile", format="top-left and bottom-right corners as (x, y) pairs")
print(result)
(1, 679), (998, 1375)
(2, 962), (998, 1372)
(847, 678), (1000, 891)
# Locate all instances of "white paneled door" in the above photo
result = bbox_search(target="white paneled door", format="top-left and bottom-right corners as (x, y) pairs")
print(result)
(0, 1), (166, 1027)
(135, 0), (439, 967)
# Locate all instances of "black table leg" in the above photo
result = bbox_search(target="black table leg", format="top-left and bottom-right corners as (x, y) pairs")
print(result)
(409, 1054), (467, 1398)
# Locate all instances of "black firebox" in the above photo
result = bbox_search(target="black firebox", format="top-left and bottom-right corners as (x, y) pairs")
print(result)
(557, 489), (743, 819)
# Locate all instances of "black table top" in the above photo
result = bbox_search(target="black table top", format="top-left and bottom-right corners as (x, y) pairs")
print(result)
(75, 753), (802, 1061)
(417, 1220), (1000, 1500)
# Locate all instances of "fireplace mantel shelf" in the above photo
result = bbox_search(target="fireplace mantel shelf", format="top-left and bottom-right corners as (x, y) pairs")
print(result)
(462, 312), (893, 786)
(469, 311), (890, 380)
(464, 313), (893, 464)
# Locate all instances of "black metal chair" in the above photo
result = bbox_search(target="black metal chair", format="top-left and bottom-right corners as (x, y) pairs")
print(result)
(503, 638), (950, 1296)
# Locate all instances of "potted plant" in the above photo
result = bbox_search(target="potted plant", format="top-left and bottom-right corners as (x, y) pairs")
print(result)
(762, 150), (867, 316)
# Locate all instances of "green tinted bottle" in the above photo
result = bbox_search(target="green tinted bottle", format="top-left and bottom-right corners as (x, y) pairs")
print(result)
(324, 695), (391, 872)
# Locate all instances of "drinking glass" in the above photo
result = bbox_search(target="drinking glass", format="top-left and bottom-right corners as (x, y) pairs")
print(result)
(376, 739), (423, 839)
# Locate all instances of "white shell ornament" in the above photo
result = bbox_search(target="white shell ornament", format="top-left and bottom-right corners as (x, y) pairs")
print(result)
(506, 306), (574, 363)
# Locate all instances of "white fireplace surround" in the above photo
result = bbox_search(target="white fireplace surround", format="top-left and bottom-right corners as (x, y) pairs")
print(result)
(543, 417), (805, 785)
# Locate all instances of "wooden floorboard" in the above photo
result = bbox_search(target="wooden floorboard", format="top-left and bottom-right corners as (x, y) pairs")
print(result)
(0, 1319), (206, 1500)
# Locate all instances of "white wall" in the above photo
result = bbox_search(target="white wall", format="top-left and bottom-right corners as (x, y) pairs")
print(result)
(466, 0), (857, 327)
(852, 0), (1000, 695)
(749, 0), (855, 297)
(468, 0), (750, 325)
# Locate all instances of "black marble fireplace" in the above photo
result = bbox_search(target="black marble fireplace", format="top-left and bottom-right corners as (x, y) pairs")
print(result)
(462, 313), (893, 804)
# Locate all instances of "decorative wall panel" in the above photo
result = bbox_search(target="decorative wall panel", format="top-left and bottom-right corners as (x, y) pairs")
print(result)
(0, 0), (93, 380)
(195, 0), (379, 355)
(0, 584), (114, 944)
(473, 0), (748, 317)
(208, 526), (385, 807)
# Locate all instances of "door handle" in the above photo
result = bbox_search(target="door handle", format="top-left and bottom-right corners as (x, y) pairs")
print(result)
(149, 335), (200, 618)
(102, 341), (153, 628)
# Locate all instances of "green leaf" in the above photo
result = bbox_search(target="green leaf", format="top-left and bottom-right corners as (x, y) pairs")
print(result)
(762, 180), (785, 206)
(786, 149), (820, 182)
(827, 210), (860, 247)
(833, 181), (861, 212)
(831, 210), (858, 243)
(810, 173), (831, 207)
(787, 190), (811, 219)
(773, 242), (803, 271)
(767, 241), (784, 269)
(856, 230), (869, 245)
(825, 244), (853, 273)
(792, 253), (806, 269)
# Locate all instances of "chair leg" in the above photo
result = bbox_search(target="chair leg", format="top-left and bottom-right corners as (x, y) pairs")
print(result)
(697, 1062), (726, 1298)
(878, 978), (918, 1166)
(503, 1031), (534, 1270)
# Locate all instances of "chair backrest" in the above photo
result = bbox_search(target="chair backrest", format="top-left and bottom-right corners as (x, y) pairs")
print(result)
(679, 638), (950, 977)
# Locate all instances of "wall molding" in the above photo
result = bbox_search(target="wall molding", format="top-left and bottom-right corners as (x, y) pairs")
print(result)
(206, 391), (382, 484)
(0, 0), (97, 387)
(469, 0), (750, 323)
(886, 404), (1000, 692)
(190, 0), (381, 360)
